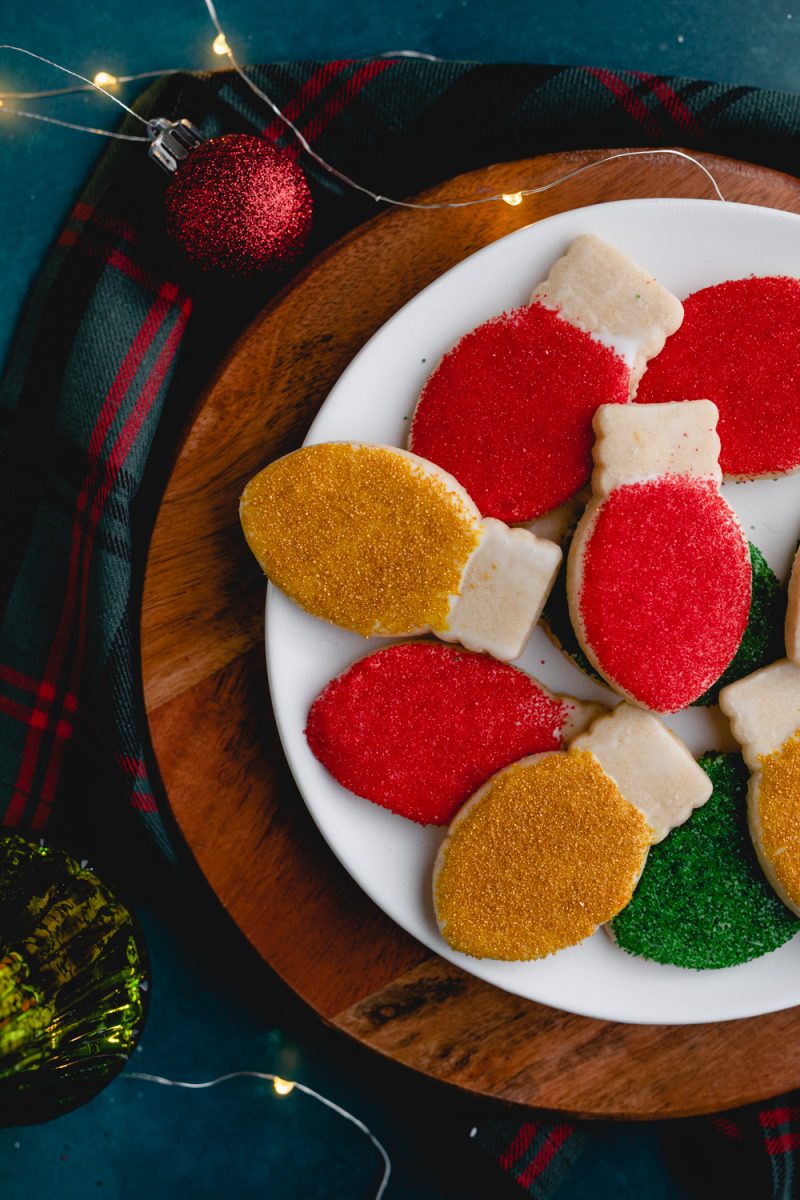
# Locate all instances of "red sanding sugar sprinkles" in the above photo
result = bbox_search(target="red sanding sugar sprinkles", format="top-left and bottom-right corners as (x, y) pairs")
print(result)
(636, 276), (800, 478)
(409, 303), (629, 522)
(305, 642), (573, 825)
(578, 477), (751, 713)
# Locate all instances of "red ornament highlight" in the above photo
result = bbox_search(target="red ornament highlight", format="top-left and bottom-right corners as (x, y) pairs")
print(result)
(164, 133), (312, 276)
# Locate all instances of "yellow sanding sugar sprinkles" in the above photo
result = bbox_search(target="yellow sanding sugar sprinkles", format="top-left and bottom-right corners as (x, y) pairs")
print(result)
(433, 750), (652, 961)
(756, 733), (800, 908)
(240, 442), (480, 636)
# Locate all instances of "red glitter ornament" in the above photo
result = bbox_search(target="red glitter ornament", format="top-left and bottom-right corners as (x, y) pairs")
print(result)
(306, 642), (578, 825)
(636, 277), (800, 478)
(163, 133), (312, 276)
(577, 478), (751, 713)
(409, 303), (629, 522)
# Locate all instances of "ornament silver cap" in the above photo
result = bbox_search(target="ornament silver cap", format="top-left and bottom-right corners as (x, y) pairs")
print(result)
(148, 118), (205, 173)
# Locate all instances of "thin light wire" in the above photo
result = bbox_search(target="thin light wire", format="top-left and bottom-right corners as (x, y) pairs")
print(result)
(0, 45), (154, 126)
(125, 1070), (391, 1200)
(0, 67), (185, 100)
(203, 0), (725, 206)
(378, 50), (442, 60)
(0, 27), (725, 203)
(0, 105), (150, 140)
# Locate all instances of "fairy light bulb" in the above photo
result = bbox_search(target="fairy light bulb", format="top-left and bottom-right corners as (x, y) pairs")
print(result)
(272, 1077), (295, 1096)
(92, 71), (118, 87)
(502, 191), (523, 206)
(212, 33), (231, 55)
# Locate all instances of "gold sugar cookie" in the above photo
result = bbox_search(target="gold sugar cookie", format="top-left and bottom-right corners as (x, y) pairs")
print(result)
(433, 703), (711, 961)
(720, 660), (800, 916)
(240, 442), (561, 660)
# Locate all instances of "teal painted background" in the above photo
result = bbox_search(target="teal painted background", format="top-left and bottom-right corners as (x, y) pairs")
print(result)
(1, 1), (798, 1195)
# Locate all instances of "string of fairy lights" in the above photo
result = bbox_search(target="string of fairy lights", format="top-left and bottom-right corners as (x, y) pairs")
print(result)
(0, 0), (726, 205)
(124, 1070), (392, 1198)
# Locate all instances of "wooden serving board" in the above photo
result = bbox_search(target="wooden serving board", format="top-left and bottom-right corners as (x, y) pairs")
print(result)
(142, 148), (800, 1119)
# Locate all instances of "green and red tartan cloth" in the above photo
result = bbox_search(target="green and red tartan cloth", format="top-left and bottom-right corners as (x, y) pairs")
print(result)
(3, 58), (800, 1197)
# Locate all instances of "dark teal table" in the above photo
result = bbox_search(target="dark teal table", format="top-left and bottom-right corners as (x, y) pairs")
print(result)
(1, 1), (798, 1195)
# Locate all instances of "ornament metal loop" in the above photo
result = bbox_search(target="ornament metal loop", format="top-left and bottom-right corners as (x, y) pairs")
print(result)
(148, 117), (205, 173)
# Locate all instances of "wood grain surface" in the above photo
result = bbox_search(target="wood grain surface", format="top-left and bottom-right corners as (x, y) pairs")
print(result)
(142, 148), (800, 1119)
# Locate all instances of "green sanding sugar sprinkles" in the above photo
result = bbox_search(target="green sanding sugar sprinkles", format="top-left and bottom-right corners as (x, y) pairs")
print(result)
(610, 753), (800, 970)
(542, 542), (784, 705)
(700, 543), (785, 705)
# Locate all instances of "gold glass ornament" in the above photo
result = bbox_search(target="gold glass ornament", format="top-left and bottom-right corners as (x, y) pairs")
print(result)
(0, 835), (148, 1125)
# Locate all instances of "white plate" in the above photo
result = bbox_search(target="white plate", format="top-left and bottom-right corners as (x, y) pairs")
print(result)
(266, 198), (800, 1025)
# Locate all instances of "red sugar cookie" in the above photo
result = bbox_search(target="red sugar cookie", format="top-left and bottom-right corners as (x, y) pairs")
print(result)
(306, 642), (601, 825)
(636, 276), (800, 478)
(568, 401), (751, 713)
(409, 303), (629, 522)
(577, 478), (751, 712)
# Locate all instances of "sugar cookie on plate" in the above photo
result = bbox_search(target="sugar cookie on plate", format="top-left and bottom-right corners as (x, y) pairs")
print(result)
(636, 276), (800, 479)
(720, 660), (800, 916)
(433, 703), (711, 961)
(567, 400), (751, 712)
(240, 442), (561, 661)
(409, 235), (682, 523)
(306, 642), (603, 825)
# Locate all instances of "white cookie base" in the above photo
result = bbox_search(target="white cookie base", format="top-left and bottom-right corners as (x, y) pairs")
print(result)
(719, 659), (800, 769)
(571, 704), (713, 842)
(530, 233), (684, 394)
(591, 400), (722, 497)
(439, 519), (562, 661)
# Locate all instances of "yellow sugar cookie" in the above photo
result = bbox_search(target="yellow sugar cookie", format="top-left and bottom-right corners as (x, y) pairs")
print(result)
(240, 442), (561, 660)
(433, 703), (711, 960)
(720, 660), (800, 915)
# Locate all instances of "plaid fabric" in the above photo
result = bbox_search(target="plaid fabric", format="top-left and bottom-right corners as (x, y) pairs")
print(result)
(472, 1116), (588, 1196)
(759, 1105), (800, 1198)
(5, 58), (800, 1195)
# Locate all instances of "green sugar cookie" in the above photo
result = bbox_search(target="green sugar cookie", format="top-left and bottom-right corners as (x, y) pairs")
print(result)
(543, 541), (784, 705)
(610, 753), (800, 970)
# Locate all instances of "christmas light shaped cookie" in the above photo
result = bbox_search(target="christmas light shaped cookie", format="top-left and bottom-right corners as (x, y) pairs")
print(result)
(567, 400), (751, 712)
(636, 276), (800, 478)
(240, 442), (562, 661)
(306, 642), (604, 825)
(433, 703), (711, 961)
(409, 235), (682, 522)
(719, 660), (800, 916)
